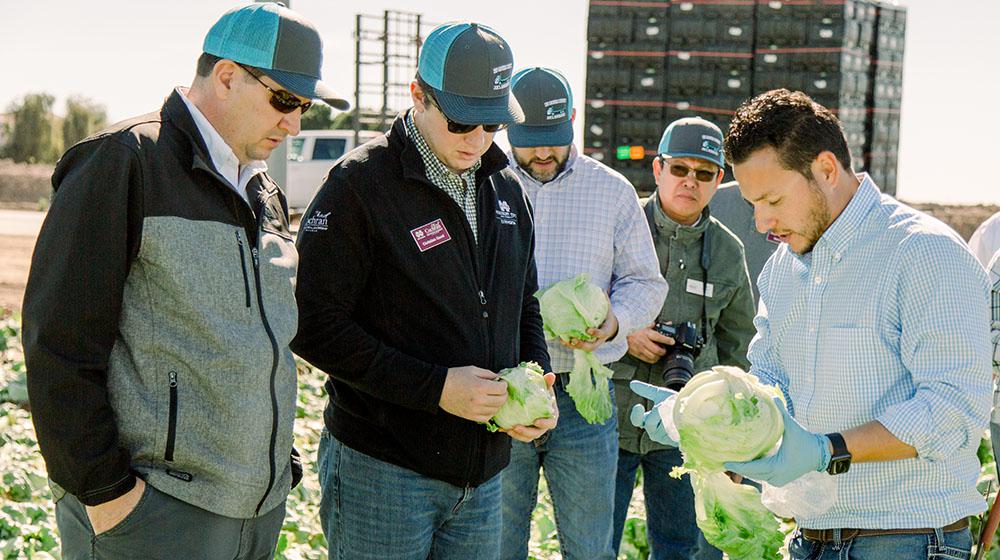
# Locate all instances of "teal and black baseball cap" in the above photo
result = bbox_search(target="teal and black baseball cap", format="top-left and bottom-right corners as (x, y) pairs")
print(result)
(418, 22), (523, 125)
(203, 2), (349, 110)
(507, 67), (574, 148)
(657, 117), (725, 168)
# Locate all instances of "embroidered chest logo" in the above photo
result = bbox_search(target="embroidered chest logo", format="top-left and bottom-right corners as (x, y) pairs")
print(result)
(302, 210), (331, 233)
(496, 198), (517, 226)
(411, 218), (452, 252)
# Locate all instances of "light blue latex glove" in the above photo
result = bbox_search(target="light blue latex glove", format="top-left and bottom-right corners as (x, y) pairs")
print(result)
(628, 380), (679, 447)
(724, 399), (831, 487)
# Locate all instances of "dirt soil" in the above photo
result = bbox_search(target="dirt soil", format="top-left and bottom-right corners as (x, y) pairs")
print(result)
(0, 235), (34, 312)
(0, 202), (995, 314)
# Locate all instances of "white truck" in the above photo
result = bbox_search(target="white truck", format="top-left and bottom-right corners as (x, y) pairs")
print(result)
(266, 129), (382, 211)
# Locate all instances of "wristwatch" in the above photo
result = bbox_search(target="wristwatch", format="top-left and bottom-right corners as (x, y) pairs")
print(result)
(825, 432), (852, 475)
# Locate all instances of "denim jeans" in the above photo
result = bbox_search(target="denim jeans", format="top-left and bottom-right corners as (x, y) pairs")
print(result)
(500, 379), (618, 560)
(613, 447), (722, 560)
(787, 527), (973, 559)
(317, 430), (502, 560)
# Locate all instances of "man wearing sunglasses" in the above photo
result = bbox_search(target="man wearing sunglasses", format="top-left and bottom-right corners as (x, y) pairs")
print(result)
(612, 117), (756, 560)
(22, 4), (348, 558)
(292, 22), (556, 558)
(498, 66), (667, 560)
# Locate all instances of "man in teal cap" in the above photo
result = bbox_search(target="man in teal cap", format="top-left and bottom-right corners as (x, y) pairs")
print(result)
(24, 3), (346, 558)
(500, 66), (666, 560)
(292, 21), (556, 559)
(613, 117), (756, 560)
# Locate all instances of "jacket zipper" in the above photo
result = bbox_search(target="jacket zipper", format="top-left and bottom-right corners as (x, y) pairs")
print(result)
(236, 230), (251, 308)
(245, 196), (282, 517)
(165, 371), (178, 461)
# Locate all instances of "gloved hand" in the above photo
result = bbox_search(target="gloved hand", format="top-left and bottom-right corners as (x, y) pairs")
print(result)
(628, 380), (679, 447)
(724, 399), (831, 487)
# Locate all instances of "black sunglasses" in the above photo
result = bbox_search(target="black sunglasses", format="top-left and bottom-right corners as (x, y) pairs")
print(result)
(664, 160), (719, 183)
(424, 89), (506, 134)
(237, 63), (312, 115)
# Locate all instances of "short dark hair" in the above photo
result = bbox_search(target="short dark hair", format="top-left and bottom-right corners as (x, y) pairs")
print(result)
(724, 89), (852, 178)
(196, 53), (223, 77)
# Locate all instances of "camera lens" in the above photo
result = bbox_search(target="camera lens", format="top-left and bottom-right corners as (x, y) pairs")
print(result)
(660, 349), (696, 391)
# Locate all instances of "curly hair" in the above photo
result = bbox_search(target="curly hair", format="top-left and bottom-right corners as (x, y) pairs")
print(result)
(724, 89), (852, 179)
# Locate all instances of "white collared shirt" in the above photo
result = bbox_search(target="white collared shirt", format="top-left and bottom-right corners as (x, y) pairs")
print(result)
(177, 87), (267, 203)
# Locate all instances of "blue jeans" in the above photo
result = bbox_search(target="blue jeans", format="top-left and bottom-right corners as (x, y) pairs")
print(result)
(318, 430), (502, 560)
(787, 527), (973, 559)
(500, 379), (618, 560)
(613, 447), (722, 560)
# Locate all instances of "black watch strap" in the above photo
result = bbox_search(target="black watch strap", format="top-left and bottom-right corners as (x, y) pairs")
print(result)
(825, 432), (852, 475)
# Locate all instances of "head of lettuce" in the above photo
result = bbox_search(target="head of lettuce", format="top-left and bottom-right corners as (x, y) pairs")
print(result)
(487, 362), (557, 432)
(536, 273), (615, 424)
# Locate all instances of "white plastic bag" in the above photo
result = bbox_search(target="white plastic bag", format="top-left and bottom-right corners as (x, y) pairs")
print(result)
(760, 471), (837, 519)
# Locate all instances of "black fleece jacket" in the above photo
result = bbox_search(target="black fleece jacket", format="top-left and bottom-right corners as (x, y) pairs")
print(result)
(291, 114), (550, 487)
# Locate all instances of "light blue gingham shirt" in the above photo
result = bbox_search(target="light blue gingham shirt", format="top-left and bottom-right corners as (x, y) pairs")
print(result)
(750, 174), (992, 529)
(509, 146), (668, 372)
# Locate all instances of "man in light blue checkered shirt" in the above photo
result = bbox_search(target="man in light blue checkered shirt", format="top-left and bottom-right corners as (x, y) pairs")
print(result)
(498, 67), (667, 560)
(710, 89), (992, 559)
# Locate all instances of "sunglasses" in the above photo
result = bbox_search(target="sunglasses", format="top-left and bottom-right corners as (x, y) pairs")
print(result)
(664, 160), (719, 183)
(237, 63), (312, 115)
(424, 89), (506, 134)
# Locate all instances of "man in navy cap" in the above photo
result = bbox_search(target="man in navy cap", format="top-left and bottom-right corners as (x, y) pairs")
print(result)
(23, 3), (347, 558)
(292, 22), (556, 558)
(499, 66), (666, 560)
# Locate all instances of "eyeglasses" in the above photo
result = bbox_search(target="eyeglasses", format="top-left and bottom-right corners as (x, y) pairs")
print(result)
(665, 160), (719, 183)
(237, 63), (312, 115)
(424, 89), (506, 134)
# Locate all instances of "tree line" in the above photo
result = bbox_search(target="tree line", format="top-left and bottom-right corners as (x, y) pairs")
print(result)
(1, 93), (381, 165)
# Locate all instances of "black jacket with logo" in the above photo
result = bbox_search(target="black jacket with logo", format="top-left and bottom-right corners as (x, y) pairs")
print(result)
(291, 114), (550, 487)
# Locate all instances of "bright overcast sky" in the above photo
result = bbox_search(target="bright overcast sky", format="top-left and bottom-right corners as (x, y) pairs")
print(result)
(3, 0), (998, 204)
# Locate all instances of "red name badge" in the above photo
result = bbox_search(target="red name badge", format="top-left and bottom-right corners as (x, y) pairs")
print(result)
(411, 219), (452, 252)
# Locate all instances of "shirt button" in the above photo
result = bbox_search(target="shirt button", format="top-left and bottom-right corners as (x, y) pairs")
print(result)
(834, 253), (842, 262)
(814, 276), (823, 285)
(809, 326), (816, 333)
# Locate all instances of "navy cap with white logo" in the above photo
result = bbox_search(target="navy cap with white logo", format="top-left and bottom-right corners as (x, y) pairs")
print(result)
(507, 67), (574, 148)
(418, 22), (524, 125)
(203, 2), (349, 110)
(657, 117), (725, 168)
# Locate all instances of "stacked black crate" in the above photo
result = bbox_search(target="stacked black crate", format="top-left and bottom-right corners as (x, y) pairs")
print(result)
(584, 1), (671, 191)
(753, 0), (878, 173)
(867, 2), (905, 196)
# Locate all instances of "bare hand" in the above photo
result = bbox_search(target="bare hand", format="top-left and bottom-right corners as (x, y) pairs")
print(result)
(626, 324), (674, 364)
(85, 477), (146, 535)
(562, 304), (619, 352)
(440, 366), (508, 423)
(503, 372), (559, 442)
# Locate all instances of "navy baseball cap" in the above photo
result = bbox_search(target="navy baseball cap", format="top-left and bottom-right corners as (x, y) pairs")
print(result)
(203, 3), (350, 110)
(507, 67), (574, 148)
(657, 117), (725, 168)
(418, 22), (524, 125)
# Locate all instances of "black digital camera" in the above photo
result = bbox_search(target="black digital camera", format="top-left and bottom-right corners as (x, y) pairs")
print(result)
(652, 321), (704, 391)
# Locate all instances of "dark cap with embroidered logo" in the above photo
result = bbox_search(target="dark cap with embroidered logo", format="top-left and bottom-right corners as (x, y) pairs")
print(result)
(507, 67), (574, 148)
(657, 117), (725, 168)
(417, 22), (524, 125)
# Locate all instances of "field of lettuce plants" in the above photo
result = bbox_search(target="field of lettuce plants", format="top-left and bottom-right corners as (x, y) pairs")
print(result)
(1, 307), (998, 559)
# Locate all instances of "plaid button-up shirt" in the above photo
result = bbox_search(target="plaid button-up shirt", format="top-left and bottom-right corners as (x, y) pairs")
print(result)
(404, 111), (481, 244)
(751, 175), (992, 529)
